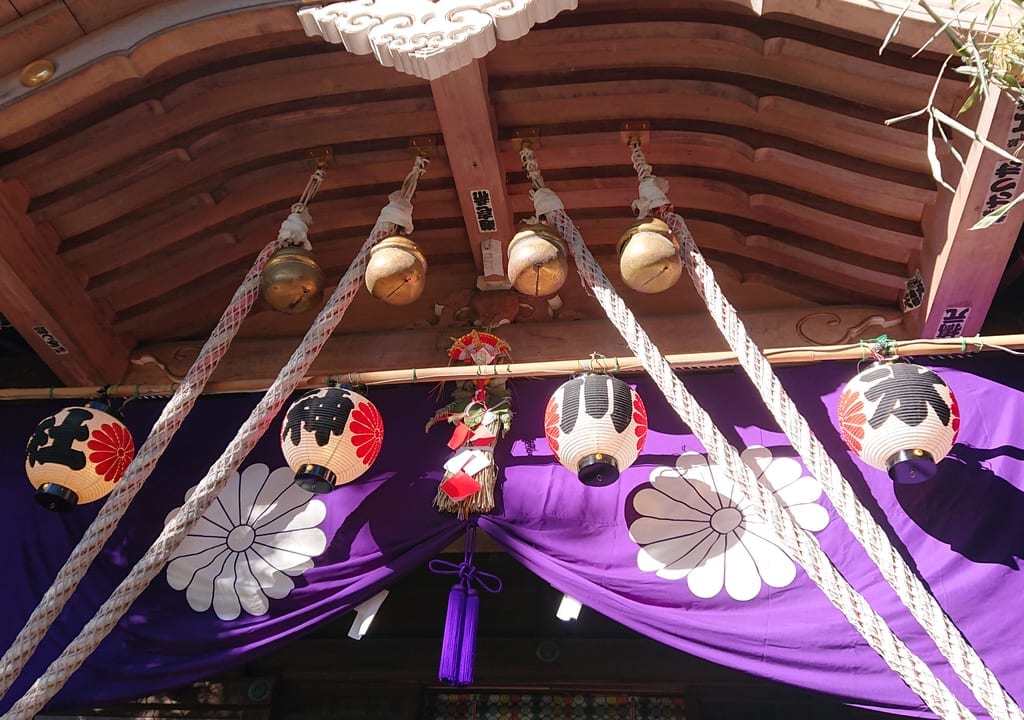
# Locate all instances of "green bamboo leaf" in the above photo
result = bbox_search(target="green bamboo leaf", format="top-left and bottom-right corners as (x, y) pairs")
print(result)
(881, 0), (918, 54)
(926, 114), (958, 192)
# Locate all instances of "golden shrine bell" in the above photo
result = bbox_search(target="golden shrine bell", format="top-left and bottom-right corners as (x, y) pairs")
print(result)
(261, 246), (325, 313)
(506, 224), (568, 297)
(617, 217), (682, 294)
(365, 235), (427, 305)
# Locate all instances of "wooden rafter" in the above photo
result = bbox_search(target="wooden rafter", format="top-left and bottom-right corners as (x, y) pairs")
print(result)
(914, 90), (1024, 338)
(0, 180), (131, 385)
(430, 60), (514, 286)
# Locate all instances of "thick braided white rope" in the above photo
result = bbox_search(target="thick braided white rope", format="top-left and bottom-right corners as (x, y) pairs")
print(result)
(0, 236), (289, 698)
(518, 146), (975, 719)
(631, 155), (1022, 719)
(2, 157), (428, 719)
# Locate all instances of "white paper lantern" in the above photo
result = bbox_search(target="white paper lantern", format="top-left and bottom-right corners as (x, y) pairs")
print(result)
(837, 361), (959, 484)
(280, 386), (384, 493)
(544, 374), (648, 486)
(25, 402), (135, 512)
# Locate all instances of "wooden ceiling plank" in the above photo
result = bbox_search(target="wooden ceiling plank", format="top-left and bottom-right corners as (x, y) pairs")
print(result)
(913, 89), (1024, 338)
(430, 60), (514, 284)
(492, 83), (929, 172)
(498, 141), (929, 220)
(0, 180), (131, 385)
(0, 2), (84, 77)
(0, 2), (18, 24)
(506, 181), (921, 263)
(489, 23), (959, 114)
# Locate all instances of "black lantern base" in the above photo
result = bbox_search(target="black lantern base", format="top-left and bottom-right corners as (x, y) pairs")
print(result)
(577, 453), (619, 487)
(886, 449), (936, 485)
(294, 464), (336, 494)
(35, 482), (79, 512)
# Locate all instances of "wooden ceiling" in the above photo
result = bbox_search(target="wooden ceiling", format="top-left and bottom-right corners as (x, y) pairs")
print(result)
(0, 0), (1021, 389)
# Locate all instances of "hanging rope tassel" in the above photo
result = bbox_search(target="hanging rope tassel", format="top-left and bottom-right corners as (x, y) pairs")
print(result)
(516, 142), (978, 720)
(2, 156), (430, 720)
(429, 523), (501, 687)
(438, 583), (467, 683)
(627, 139), (1023, 720)
(0, 160), (333, 700)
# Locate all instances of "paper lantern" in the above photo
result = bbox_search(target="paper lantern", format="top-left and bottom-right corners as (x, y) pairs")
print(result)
(544, 374), (648, 486)
(280, 386), (384, 493)
(837, 361), (959, 484)
(25, 401), (135, 512)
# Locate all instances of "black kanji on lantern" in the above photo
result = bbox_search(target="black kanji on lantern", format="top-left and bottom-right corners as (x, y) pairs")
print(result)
(283, 388), (355, 447)
(862, 363), (950, 429)
(559, 376), (633, 434)
(26, 407), (94, 469)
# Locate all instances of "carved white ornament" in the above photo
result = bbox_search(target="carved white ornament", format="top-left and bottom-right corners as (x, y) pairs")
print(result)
(297, 0), (578, 81)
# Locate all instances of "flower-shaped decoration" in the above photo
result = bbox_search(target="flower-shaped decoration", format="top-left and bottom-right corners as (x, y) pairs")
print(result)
(166, 463), (327, 620)
(543, 400), (561, 461)
(837, 388), (867, 454)
(350, 400), (384, 465)
(629, 447), (829, 601)
(87, 422), (136, 483)
(632, 393), (648, 452)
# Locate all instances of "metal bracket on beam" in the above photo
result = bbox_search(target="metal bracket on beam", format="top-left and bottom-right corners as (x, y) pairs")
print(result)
(306, 146), (334, 169)
(511, 127), (541, 150)
(408, 135), (436, 158)
(621, 120), (650, 146)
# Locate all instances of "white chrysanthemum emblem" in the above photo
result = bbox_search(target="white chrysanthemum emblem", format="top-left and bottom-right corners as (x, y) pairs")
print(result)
(165, 463), (327, 620)
(629, 446), (829, 601)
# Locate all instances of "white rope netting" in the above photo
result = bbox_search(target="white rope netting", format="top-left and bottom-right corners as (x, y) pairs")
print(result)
(622, 142), (1021, 720)
(0, 156), (429, 719)
(519, 144), (976, 720)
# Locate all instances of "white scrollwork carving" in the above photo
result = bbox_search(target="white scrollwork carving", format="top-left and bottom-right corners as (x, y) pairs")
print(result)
(298, 0), (578, 80)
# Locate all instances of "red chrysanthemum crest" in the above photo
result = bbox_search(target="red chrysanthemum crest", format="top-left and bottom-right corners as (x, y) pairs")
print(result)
(87, 422), (135, 483)
(837, 388), (867, 454)
(543, 399), (561, 460)
(350, 401), (383, 465)
(949, 390), (961, 443)
(632, 392), (648, 452)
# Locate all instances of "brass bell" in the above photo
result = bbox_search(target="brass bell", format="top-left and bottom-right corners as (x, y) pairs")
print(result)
(261, 245), (325, 313)
(617, 217), (682, 294)
(506, 224), (567, 297)
(365, 235), (427, 305)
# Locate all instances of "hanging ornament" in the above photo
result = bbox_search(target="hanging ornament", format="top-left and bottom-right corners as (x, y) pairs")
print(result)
(25, 400), (135, 512)
(544, 374), (648, 486)
(262, 163), (329, 313)
(261, 245), (325, 313)
(837, 360), (959, 484)
(617, 217), (682, 293)
(365, 235), (427, 305)
(280, 386), (384, 493)
(427, 331), (513, 518)
(506, 223), (568, 297)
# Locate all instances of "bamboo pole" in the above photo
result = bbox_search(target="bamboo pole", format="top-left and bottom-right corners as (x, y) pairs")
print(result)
(0, 333), (1018, 401)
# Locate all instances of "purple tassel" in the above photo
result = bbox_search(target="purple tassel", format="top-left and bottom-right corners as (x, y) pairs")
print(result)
(438, 583), (466, 684)
(456, 587), (479, 686)
(429, 523), (501, 688)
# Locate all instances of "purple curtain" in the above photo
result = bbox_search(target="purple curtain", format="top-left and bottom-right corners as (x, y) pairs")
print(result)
(3, 356), (1024, 717)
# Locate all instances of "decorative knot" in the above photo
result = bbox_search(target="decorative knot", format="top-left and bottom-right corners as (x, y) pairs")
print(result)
(378, 191), (415, 233)
(277, 211), (312, 250)
(531, 187), (564, 217)
(631, 176), (671, 218)
(428, 558), (503, 594)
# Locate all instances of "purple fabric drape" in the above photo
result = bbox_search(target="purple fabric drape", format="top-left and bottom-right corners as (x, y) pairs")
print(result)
(3, 356), (1024, 717)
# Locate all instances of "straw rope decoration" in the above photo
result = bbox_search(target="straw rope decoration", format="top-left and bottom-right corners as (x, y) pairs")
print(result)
(0, 161), (329, 699)
(626, 139), (1023, 720)
(518, 142), (977, 720)
(1, 155), (429, 720)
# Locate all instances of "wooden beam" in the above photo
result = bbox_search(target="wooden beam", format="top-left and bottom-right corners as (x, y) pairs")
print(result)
(120, 305), (906, 385)
(430, 60), (515, 287)
(913, 89), (1024, 338)
(0, 180), (131, 385)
